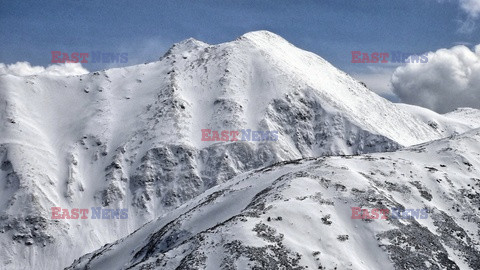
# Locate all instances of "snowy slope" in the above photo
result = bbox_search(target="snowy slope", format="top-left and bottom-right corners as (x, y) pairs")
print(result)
(396, 104), (480, 135)
(68, 128), (480, 270)
(1, 30), (480, 269)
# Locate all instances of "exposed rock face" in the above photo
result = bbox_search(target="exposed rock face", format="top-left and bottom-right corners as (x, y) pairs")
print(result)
(67, 129), (480, 270)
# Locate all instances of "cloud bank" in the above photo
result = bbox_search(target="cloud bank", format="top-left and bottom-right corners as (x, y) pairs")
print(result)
(0, 62), (89, 77)
(392, 44), (480, 113)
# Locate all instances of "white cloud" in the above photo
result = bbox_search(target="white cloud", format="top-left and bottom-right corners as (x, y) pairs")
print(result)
(438, 0), (480, 33)
(460, 0), (480, 18)
(391, 44), (480, 113)
(454, 0), (480, 33)
(457, 17), (477, 33)
(0, 61), (89, 77)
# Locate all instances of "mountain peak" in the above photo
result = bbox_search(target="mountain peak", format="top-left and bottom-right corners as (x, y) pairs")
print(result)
(176, 37), (208, 47)
(161, 37), (209, 59)
(160, 31), (289, 60)
(239, 30), (284, 40)
(236, 30), (289, 45)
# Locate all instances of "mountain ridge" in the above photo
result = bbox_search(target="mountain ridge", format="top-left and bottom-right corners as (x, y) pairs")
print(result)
(67, 128), (480, 270)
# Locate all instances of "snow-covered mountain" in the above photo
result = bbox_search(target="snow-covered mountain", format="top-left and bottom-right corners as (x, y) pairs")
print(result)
(68, 128), (480, 270)
(0, 30), (479, 269)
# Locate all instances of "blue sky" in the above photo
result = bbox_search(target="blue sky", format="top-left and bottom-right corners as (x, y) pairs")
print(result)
(1, 0), (480, 100)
